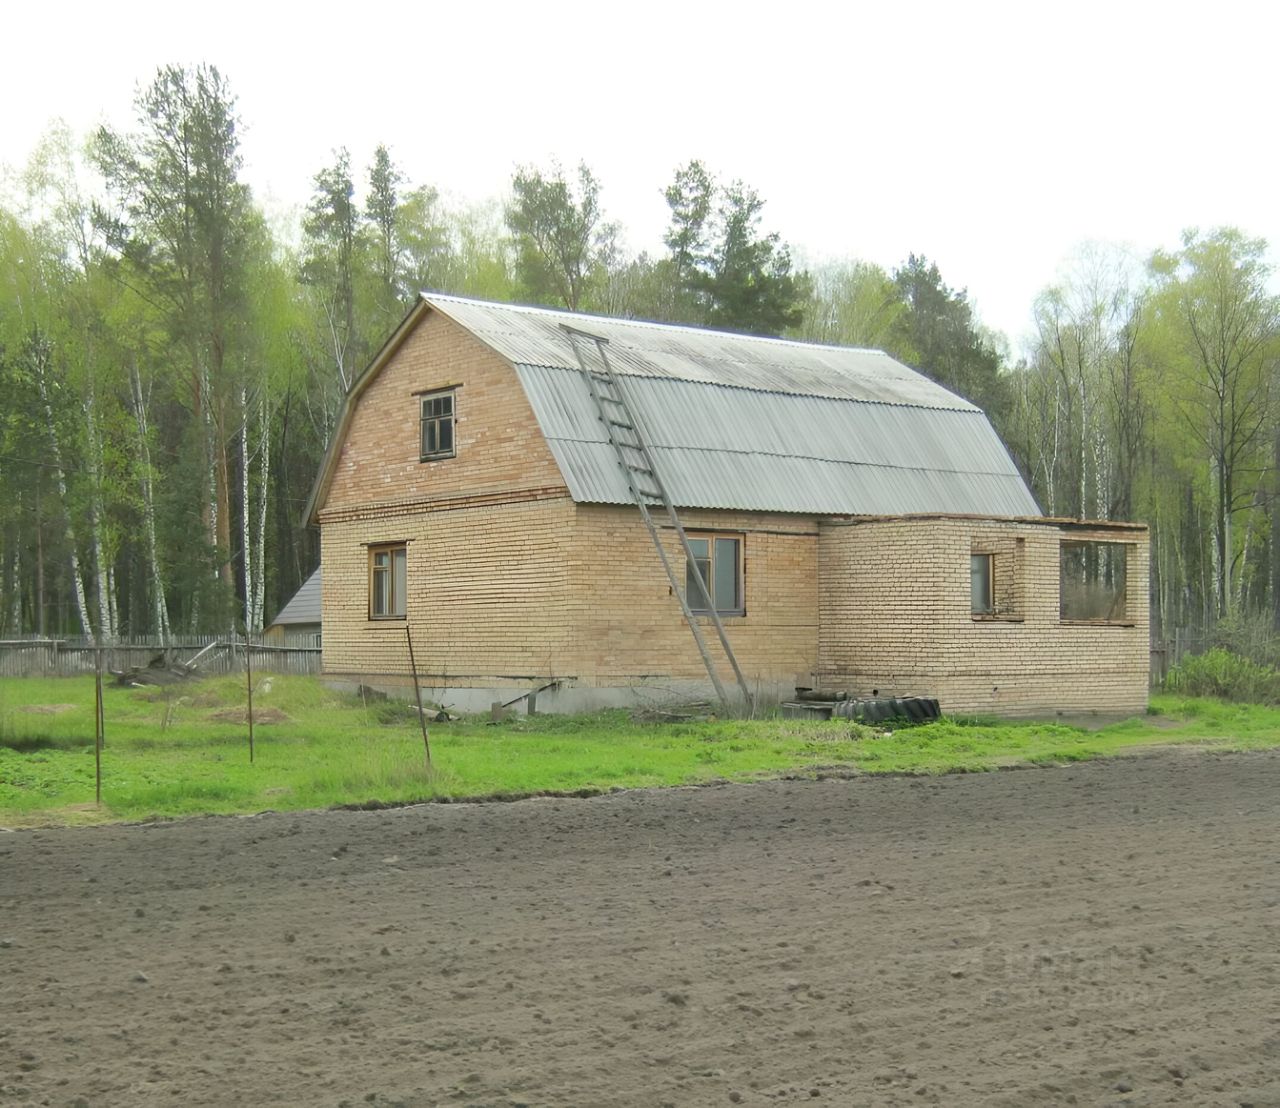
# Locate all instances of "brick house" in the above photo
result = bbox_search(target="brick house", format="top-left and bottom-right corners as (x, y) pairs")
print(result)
(305, 294), (1149, 716)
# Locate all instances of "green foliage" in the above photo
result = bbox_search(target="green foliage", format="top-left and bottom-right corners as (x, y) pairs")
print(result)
(1148, 229), (1280, 620)
(699, 181), (809, 336)
(891, 254), (1007, 418)
(796, 260), (906, 350)
(1164, 648), (1280, 703)
(365, 143), (402, 306)
(660, 161), (808, 336)
(505, 161), (613, 310)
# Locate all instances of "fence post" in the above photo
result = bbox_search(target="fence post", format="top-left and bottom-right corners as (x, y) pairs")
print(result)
(405, 626), (432, 771)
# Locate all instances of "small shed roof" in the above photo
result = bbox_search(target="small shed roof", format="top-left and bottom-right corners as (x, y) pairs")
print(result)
(268, 568), (321, 628)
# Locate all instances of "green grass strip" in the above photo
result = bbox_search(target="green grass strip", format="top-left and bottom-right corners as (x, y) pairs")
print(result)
(1, 675), (1276, 827)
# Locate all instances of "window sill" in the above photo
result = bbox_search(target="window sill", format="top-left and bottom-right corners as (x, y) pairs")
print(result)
(971, 614), (1024, 623)
(1059, 619), (1136, 628)
(419, 452), (456, 463)
(366, 617), (407, 625)
(689, 611), (747, 620)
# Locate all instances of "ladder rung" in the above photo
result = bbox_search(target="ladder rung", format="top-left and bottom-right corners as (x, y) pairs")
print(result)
(637, 487), (662, 500)
(627, 463), (654, 474)
(608, 419), (634, 430)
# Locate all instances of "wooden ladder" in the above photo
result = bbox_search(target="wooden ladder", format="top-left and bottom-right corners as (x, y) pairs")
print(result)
(561, 324), (754, 715)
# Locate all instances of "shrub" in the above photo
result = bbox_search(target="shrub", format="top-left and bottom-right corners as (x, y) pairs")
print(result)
(1164, 648), (1280, 704)
(1206, 613), (1280, 670)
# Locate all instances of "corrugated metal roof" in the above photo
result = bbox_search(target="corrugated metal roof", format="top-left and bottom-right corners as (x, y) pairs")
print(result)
(515, 365), (1041, 517)
(269, 568), (321, 627)
(425, 293), (977, 410)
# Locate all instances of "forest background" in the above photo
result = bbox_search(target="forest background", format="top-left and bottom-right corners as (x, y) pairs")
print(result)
(1, 64), (1277, 646)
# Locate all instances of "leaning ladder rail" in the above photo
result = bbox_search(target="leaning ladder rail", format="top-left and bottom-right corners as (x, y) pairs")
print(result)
(561, 324), (754, 715)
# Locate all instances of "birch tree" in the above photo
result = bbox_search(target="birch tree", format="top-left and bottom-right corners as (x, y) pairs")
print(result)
(94, 64), (254, 626)
(1151, 229), (1280, 619)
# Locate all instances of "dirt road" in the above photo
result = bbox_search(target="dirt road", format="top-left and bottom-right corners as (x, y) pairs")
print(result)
(3, 751), (1278, 1106)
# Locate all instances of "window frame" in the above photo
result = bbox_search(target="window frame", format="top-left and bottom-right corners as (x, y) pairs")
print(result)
(418, 387), (456, 462)
(685, 532), (746, 617)
(970, 552), (994, 616)
(368, 542), (408, 621)
(1059, 538), (1132, 625)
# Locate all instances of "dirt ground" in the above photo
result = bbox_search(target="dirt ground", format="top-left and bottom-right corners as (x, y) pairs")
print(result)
(2, 751), (1278, 1108)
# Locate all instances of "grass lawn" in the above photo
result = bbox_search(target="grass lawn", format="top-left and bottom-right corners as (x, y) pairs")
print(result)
(2, 674), (1277, 828)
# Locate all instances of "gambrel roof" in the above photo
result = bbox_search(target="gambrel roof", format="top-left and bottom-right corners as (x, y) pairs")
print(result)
(306, 294), (1040, 524)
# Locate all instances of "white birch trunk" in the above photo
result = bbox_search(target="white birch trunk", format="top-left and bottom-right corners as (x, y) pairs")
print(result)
(241, 387), (253, 633)
(107, 566), (119, 638)
(203, 364), (218, 574)
(84, 377), (114, 643)
(5, 540), (20, 632)
(32, 343), (93, 638)
(129, 359), (171, 643)
(252, 392), (270, 632)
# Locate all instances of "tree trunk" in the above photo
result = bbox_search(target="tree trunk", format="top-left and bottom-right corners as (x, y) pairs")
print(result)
(35, 482), (45, 637)
(32, 339), (93, 638)
(129, 359), (171, 642)
(1272, 427), (1280, 629)
(3, 515), (19, 634)
(252, 392), (270, 632)
(84, 377), (115, 643)
(240, 387), (253, 632)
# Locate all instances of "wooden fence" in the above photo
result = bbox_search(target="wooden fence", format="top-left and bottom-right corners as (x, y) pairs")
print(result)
(0, 635), (321, 679)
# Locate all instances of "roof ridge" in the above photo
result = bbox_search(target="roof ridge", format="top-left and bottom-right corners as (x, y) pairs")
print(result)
(420, 291), (893, 358)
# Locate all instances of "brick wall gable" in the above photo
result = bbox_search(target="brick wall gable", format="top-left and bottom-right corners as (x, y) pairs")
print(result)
(320, 309), (566, 519)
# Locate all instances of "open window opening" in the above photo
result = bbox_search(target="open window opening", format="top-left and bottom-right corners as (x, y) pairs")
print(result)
(1060, 540), (1129, 622)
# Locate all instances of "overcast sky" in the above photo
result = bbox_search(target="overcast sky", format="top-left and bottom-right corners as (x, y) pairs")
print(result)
(3, 0), (1276, 348)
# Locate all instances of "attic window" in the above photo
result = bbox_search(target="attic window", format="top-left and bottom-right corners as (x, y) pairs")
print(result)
(420, 389), (455, 461)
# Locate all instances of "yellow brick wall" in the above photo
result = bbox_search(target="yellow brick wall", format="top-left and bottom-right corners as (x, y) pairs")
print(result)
(321, 497), (576, 683)
(320, 308), (565, 521)
(566, 505), (819, 687)
(320, 500), (819, 691)
(816, 517), (1150, 715)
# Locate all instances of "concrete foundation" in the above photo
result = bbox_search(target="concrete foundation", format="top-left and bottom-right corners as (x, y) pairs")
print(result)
(322, 675), (783, 715)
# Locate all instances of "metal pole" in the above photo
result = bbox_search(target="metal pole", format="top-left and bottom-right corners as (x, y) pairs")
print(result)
(94, 647), (103, 806)
(245, 630), (255, 764)
(405, 625), (432, 769)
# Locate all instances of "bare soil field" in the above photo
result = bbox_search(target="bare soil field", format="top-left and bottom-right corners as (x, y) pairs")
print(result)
(2, 750), (1278, 1107)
